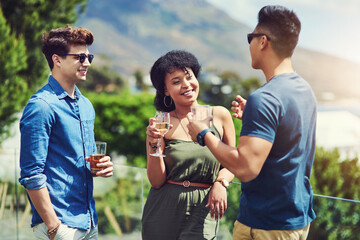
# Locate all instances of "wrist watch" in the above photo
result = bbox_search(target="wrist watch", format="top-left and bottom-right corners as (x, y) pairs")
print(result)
(216, 178), (229, 189)
(196, 128), (214, 146)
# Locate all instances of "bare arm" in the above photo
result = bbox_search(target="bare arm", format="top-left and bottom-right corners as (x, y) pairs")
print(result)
(212, 106), (235, 183)
(205, 106), (235, 219)
(204, 134), (272, 182)
(27, 188), (61, 238)
(145, 118), (167, 189)
(187, 98), (272, 182)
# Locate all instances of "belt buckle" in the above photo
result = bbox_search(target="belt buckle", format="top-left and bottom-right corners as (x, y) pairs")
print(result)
(182, 180), (190, 187)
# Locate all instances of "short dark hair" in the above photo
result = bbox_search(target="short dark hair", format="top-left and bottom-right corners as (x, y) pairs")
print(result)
(150, 50), (201, 111)
(257, 5), (301, 58)
(41, 25), (94, 69)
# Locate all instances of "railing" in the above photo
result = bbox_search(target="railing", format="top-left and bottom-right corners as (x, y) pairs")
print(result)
(1, 148), (360, 240)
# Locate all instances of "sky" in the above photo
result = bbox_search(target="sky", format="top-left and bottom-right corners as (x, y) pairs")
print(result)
(207, 0), (360, 64)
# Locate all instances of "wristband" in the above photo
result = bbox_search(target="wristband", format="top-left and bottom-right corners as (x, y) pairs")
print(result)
(196, 128), (214, 146)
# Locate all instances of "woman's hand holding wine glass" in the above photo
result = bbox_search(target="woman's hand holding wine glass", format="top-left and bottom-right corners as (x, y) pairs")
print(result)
(148, 111), (170, 157)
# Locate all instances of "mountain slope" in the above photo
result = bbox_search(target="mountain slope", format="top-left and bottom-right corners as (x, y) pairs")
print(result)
(77, 0), (360, 102)
(77, 0), (253, 75)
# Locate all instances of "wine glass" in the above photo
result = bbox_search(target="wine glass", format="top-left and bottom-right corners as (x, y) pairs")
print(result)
(149, 111), (170, 157)
(191, 105), (212, 127)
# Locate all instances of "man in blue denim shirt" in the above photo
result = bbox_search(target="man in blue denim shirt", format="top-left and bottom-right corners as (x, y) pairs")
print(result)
(19, 26), (113, 239)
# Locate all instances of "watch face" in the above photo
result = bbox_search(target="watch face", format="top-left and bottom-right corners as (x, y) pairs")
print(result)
(222, 179), (229, 188)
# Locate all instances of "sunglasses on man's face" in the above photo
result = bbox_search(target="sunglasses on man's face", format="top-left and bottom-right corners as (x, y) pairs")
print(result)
(64, 53), (94, 64)
(247, 33), (271, 44)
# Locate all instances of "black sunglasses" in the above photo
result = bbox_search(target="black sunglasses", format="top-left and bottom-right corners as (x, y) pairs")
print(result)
(247, 33), (271, 44)
(64, 53), (94, 63)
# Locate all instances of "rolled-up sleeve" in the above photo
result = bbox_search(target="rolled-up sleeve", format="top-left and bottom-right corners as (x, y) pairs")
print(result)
(19, 97), (54, 190)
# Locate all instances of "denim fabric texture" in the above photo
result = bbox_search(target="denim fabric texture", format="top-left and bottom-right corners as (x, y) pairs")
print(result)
(19, 75), (97, 230)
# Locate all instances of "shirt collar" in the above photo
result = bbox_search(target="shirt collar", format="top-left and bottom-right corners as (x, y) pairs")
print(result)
(48, 75), (82, 100)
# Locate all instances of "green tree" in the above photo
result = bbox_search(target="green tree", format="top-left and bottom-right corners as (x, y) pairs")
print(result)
(134, 69), (150, 92)
(79, 66), (126, 93)
(218, 71), (262, 101)
(87, 91), (155, 167)
(238, 77), (263, 98)
(308, 147), (360, 240)
(0, 0), (88, 142)
(1, 0), (88, 90)
(199, 70), (262, 107)
(0, 8), (27, 142)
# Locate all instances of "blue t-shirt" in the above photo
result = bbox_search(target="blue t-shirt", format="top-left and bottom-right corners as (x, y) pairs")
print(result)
(19, 76), (97, 230)
(238, 73), (317, 230)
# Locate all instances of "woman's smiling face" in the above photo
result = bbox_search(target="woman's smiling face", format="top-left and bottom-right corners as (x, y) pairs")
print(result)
(164, 67), (199, 107)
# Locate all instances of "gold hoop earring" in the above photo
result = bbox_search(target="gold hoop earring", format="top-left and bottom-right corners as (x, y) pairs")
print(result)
(164, 95), (173, 108)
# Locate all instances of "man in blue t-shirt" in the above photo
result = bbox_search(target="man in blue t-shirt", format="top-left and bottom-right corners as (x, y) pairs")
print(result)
(188, 5), (316, 240)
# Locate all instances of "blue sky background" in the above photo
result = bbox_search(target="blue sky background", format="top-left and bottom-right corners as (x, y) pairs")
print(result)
(207, 0), (360, 64)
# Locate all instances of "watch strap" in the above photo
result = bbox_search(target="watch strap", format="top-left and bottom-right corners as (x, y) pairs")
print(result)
(216, 178), (229, 189)
(197, 128), (214, 146)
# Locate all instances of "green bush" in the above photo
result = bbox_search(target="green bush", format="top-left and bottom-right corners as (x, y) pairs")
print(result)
(308, 148), (360, 239)
(87, 91), (155, 167)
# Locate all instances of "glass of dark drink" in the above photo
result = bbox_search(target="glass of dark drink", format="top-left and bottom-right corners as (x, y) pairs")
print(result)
(90, 141), (107, 174)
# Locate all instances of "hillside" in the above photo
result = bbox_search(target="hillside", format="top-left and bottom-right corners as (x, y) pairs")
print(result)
(77, 0), (360, 102)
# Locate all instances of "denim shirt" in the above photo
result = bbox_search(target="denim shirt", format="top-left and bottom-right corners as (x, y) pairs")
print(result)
(19, 76), (98, 230)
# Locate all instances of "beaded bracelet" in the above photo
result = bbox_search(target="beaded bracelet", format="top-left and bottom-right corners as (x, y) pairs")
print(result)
(148, 141), (158, 149)
(47, 222), (61, 237)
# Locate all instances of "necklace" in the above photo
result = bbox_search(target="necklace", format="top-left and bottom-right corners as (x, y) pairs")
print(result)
(174, 110), (192, 140)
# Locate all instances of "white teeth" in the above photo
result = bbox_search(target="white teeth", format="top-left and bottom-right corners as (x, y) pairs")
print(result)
(183, 90), (193, 96)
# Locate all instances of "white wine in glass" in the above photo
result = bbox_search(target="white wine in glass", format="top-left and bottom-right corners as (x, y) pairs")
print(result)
(150, 111), (170, 157)
(155, 122), (170, 135)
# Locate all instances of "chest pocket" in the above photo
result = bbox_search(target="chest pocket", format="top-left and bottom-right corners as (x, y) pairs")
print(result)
(81, 119), (95, 157)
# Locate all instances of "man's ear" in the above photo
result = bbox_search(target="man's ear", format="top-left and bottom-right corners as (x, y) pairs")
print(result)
(260, 35), (270, 50)
(52, 54), (62, 67)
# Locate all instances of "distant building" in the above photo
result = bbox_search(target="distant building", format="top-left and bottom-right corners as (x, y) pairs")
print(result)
(316, 110), (360, 160)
